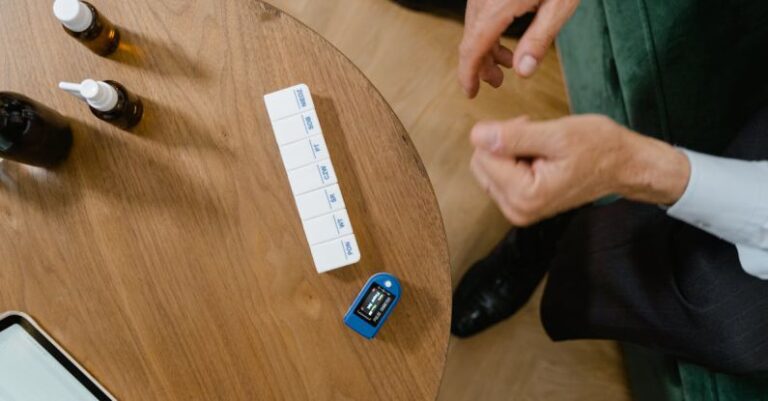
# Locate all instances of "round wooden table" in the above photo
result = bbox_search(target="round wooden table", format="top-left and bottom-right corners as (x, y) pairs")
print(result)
(0, 1), (451, 400)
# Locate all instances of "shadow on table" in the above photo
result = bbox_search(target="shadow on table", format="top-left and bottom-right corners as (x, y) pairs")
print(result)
(378, 278), (443, 353)
(0, 155), (82, 213)
(108, 28), (212, 81)
(0, 118), (229, 220)
(316, 96), (443, 350)
(315, 96), (385, 285)
(132, 96), (231, 155)
(71, 119), (228, 219)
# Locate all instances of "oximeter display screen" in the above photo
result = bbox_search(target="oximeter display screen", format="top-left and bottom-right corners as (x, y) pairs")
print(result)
(354, 284), (395, 327)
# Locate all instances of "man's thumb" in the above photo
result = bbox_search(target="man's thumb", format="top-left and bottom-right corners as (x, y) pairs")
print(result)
(514, 0), (579, 78)
(471, 117), (552, 157)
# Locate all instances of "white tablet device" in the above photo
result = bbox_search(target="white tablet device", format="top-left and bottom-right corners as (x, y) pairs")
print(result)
(0, 311), (117, 401)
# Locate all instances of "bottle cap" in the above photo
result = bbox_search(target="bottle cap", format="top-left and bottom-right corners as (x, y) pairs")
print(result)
(53, 0), (93, 32)
(59, 80), (118, 112)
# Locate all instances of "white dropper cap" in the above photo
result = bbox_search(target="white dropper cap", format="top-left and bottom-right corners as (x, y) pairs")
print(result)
(59, 80), (119, 112)
(53, 0), (94, 32)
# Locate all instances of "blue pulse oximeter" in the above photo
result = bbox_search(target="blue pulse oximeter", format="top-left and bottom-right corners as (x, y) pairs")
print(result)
(344, 273), (401, 339)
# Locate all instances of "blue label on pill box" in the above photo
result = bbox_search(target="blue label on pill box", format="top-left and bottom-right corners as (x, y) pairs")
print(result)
(319, 165), (331, 181)
(295, 88), (308, 108)
(304, 115), (314, 130)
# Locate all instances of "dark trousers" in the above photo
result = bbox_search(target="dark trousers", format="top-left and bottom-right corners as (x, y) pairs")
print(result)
(540, 106), (768, 375)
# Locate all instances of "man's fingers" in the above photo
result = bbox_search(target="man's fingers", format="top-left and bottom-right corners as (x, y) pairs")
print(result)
(513, 0), (579, 78)
(469, 151), (495, 195)
(471, 150), (538, 225)
(470, 117), (560, 157)
(458, 54), (481, 98)
(479, 56), (504, 88)
(458, 10), (517, 97)
(493, 44), (515, 68)
(472, 150), (533, 192)
(474, 44), (514, 91)
(470, 151), (513, 216)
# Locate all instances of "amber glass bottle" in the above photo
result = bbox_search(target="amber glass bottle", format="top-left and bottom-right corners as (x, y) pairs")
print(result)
(0, 93), (73, 168)
(54, 0), (120, 56)
(90, 81), (144, 130)
(59, 79), (144, 130)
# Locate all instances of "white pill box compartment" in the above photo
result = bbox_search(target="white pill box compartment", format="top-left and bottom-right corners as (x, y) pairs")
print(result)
(264, 84), (361, 273)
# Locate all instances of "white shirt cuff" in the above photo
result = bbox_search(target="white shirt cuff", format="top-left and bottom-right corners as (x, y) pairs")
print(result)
(736, 244), (768, 280)
(667, 149), (768, 279)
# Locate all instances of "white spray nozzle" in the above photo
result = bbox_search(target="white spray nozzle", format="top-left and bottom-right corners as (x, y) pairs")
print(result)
(59, 80), (118, 112)
(53, 0), (93, 32)
(58, 82), (85, 99)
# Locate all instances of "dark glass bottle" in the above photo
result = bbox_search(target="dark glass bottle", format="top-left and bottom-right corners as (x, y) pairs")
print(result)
(56, 0), (120, 56)
(0, 93), (73, 168)
(90, 81), (144, 130)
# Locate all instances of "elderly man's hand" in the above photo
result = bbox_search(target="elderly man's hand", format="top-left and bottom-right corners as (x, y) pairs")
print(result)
(459, 0), (580, 98)
(469, 115), (692, 226)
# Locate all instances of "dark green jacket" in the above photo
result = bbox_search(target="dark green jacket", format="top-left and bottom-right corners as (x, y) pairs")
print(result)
(556, 1), (768, 400)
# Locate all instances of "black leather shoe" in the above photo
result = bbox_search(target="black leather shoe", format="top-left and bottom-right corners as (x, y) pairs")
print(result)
(391, 0), (535, 38)
(451, 214), (572, 338)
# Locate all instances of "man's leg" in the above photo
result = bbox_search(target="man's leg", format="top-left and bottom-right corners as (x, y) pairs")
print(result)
(541, 106), (768, 374)
(539, 0), (768, 374)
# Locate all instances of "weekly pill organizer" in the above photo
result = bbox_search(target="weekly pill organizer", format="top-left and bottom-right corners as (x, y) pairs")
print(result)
(264, 84), (361, 273)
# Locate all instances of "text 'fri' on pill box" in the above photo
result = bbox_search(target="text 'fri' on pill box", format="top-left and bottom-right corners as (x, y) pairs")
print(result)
(264, 84), (361, 273)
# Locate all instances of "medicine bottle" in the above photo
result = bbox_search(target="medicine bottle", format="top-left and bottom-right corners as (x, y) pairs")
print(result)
(60, 80), (144, 130)
(0, 93), (73, 168)
(53, 0), (120, 56)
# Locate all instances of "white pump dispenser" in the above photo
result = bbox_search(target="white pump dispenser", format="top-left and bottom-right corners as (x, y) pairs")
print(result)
(53, 0), (94, 32)
(59, 80), (119, 112)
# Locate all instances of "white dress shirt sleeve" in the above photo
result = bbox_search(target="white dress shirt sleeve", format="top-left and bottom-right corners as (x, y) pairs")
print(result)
(667, 149), (768, 279)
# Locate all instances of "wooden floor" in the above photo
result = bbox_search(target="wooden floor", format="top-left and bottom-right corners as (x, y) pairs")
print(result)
(267, 1), (632, 400)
